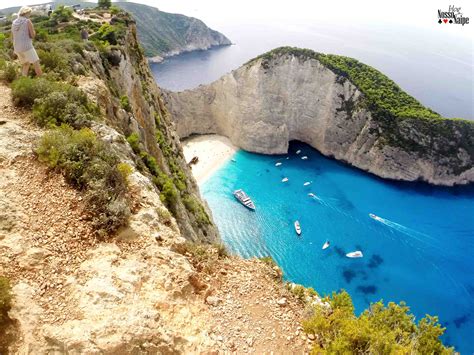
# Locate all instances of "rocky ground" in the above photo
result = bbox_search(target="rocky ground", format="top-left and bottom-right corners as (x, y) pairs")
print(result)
(0, 82), (314, 353)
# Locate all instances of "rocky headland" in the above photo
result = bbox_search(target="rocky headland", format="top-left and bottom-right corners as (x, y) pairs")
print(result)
(163, 47), (474, 186)
(116, 2), (232, 62)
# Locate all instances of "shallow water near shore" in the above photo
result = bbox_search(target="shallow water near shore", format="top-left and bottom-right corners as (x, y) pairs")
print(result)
(201, 141), (474, 353)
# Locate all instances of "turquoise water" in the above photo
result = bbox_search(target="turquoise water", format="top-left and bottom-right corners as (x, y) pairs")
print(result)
(201, 141), (474, 353)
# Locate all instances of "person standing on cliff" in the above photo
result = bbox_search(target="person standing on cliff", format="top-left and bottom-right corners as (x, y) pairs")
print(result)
(11, 6), (42, 77)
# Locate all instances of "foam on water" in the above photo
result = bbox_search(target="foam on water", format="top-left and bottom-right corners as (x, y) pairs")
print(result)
(201, 141), (474, 353)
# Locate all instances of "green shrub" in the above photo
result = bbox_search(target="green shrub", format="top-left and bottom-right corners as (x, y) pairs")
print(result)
(158, 177), (178, 206)
(0, 276), (11, 325)
(109, 5), (121, 15)
(140, 152), (160, 176)
(126, 132), (140, 153)
(303, 290), (454, 354)
(117, 162), (133, 182)
(36, 125), (130, 235)
(98, 0), (112, 9)
(120, 95), (131, 112)
(51, 5), (73, 23)
(183, 194), (210, 225)
(35, 39), (87, 78)
(37, 48), (69, 77)
(0, 62), (17, 82)
(94, 23), (118, 45)
(32, 89), (97, 128)
(11, 77), (57, 107)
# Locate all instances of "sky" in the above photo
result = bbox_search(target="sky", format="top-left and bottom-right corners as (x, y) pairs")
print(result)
(1, 0), (473, 39)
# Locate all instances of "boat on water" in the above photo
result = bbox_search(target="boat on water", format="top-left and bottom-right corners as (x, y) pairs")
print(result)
(282, 177), (289, 182)
(346, 251), (363, 258)
(294, 221), (301, 235)
(301, 156), (308, 160)
(231, 158), (236, 163)
(369, 213), (381, 221)
(296, 150), (301, 155)
(322, 241), (330, 250)
(308, 193), (316, 198)
(233, 189), (256, 211)
(303, 181), (311, 186)
(275, 162), (282, 167)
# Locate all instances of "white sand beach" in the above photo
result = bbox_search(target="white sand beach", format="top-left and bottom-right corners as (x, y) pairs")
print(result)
(182, 135), (238, 184)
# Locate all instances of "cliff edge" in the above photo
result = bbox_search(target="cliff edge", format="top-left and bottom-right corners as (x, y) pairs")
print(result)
(163, 47), (474, 186)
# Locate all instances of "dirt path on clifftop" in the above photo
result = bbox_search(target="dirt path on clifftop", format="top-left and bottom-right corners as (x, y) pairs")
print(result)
(0, 82), (312, 354)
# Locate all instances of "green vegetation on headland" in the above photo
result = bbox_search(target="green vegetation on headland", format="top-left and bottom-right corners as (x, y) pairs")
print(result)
(115, 2), (231, 58)
(303, 290), (453, 354)
(248, 46), (461, 121)
(247, 47), (474, 162)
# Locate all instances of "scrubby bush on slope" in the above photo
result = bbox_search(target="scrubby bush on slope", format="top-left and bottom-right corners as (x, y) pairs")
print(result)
(37, 126), (130, 235)
(303, 290), (453, 354)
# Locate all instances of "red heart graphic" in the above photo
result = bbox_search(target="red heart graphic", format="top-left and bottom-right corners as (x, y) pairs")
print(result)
(443, 19), (448, 23)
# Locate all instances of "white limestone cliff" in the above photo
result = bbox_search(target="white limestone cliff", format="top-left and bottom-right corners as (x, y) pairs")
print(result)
(163, 53), (474, 186)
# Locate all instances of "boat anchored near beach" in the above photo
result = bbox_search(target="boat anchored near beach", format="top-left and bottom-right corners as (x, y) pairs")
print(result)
(275, 162), (282, 167)
(296, 150), (301, 155)
(294, 221), (301, 235)
(346, 251), (363, 258)
(233, 189), (256, 211)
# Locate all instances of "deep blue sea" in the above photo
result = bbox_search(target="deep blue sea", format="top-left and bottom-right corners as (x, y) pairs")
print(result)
(201, 142), (474, 353)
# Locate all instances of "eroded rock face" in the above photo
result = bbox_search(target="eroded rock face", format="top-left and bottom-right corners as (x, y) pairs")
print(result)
(163, 54), (474, 186)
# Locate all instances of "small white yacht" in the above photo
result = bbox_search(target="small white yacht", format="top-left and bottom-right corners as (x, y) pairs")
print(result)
(346, 251), (363, 258)
(282, 177), (289, 182)
(233, 189), (256, 211)
(294, 221), (301, 235)
(301, 156), (308, 160)
(296, 150), (301, 155)
(303, 181), (311, 186)
(275, 162), (282, 167)
(322, 241), (330, 250)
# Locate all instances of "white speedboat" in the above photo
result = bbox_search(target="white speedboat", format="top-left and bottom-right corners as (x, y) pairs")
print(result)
(233, 189), (256, 211)
(303, 181), (311, 186)
(301, 156), (308, 160)
(322, 241), (330, 250)
(369, 213), (382, 221)
(308, 193), (316, 198)
(296, 150), (301, 155)
(282, 177), (289, 182)
(346, 251), (363, 258)
(294, 221), (301, 235)
(275, 162), (282, 167)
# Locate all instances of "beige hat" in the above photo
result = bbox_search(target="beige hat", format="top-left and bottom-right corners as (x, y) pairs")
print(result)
(18, 6), (32, 16)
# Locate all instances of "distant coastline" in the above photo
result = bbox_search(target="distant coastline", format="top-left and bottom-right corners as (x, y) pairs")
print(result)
(148, 43), (233, 64)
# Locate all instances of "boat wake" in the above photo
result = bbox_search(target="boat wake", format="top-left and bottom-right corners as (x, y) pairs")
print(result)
(370, 215), (438, 244)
